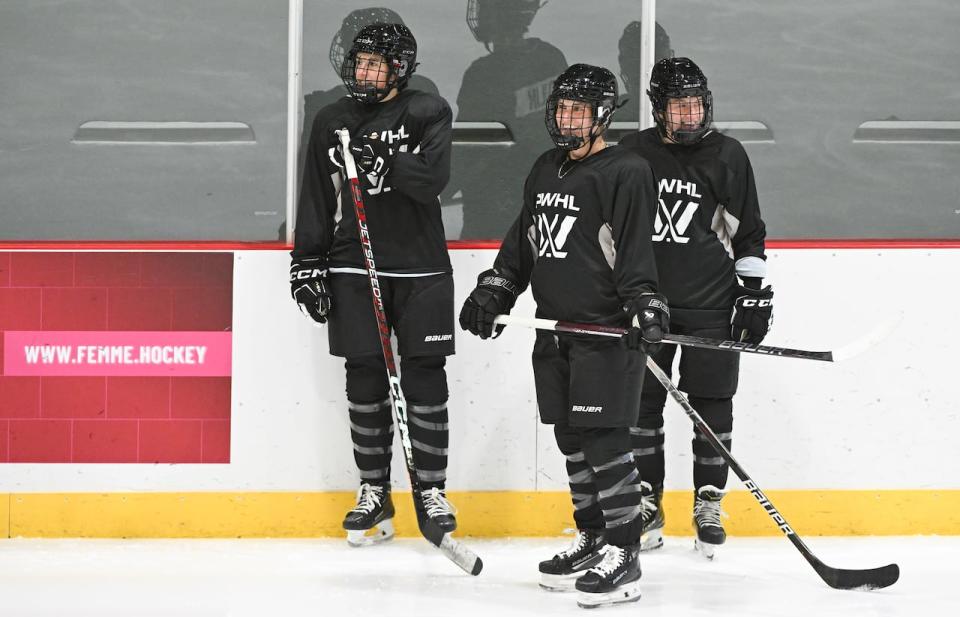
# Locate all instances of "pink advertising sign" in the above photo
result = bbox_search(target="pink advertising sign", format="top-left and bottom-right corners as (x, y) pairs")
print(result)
(3, 331), (232, 377)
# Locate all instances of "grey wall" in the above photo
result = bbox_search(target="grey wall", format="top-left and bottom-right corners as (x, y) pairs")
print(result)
(1, 0), (957, 240)
(0, 0), (287, 240)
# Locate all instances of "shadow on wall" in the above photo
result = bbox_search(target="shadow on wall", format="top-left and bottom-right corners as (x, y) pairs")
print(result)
(615, 20), (673, 124)
(445, 0), (567, 241)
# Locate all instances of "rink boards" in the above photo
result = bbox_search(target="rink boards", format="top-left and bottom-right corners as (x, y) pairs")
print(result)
(0, 247), (958, 537)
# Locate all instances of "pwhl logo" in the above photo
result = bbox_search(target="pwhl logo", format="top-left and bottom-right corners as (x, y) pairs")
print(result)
(653, 178), (701, 244)
(536, 192), (579, 258)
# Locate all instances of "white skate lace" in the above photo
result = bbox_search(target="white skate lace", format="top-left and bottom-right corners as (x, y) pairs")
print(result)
(589, 544), (626, 577)
(421, 486), (456, 518)
(351, 483), (384, 515)
(640, 487), (658, 522)
(557, 529), (591, 559)
(694, 494), (728, 528)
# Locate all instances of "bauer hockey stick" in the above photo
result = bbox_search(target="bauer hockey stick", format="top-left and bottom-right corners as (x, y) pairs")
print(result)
(493, 314), (898, 589)
(336, 129), (482, 576)
(644, 357), (899, 591)
(493, 315), (895, 363)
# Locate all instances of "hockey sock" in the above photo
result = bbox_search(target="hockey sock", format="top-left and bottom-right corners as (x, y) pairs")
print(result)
(554, 423), (605, 531)
(690, 396), (732, 490)
(581, 427), (644, 547)
(401, 356), (450, 490)
(345, 355), (393, 482)
(632, 405), (665, 488)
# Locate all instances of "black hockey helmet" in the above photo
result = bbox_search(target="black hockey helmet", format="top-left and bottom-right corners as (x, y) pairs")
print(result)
(647, 57), (713, 145)
(466, 0), (544, 49)
(340, 22), (418, 104)
(545, 64), (620, 151)
(328, 8), (404, 75)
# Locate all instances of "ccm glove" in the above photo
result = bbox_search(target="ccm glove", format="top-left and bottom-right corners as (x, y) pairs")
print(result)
(459, 269), (520, 339)
(731, 283), (773, 344)
(349, 132), (395, 179)
(624, 292), (670, 354)
(290, 256), (332, 325)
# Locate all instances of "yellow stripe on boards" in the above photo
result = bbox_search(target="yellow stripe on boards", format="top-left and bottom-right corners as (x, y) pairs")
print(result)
(7, 490), (960, 538)
(1, 494), (9, 538)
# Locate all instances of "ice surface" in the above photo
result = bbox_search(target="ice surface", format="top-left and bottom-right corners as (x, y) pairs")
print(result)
(0, 536), (946, 616)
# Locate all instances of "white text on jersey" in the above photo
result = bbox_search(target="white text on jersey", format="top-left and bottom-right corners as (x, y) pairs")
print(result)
(536, 192), (580, 211)
(658, 178), (702, 198)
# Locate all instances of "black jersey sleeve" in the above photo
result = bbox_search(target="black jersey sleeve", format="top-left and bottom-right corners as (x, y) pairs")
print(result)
(390, 94), (453, 203)
(292, 112), (340, 259)
(491, 169), (537, 292)
(720, 139), (767, 277)
(609, 156), (660, 301)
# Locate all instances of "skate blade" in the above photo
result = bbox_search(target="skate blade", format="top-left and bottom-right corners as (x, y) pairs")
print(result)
(346, 518), (395, 548)
(539, 571), (581, 592)
(639, 528), (663, 552)
(694, 538), (719, 560)
(576, 580), (641, 609)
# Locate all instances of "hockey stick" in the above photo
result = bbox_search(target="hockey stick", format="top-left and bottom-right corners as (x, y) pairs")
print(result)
(336, 129), (482, 576)
(644, 357), (899, 590)
(493, 315), (896, 363)
(493, 314), (899, 589)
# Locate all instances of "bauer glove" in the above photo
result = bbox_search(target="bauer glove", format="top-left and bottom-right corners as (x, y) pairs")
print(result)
(459, 269), (519, 339)
(624, 292), (670, 354)
(349, 132), (395, 180)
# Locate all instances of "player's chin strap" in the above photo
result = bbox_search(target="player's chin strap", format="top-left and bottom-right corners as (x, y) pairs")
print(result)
(577, 98), (627, 155)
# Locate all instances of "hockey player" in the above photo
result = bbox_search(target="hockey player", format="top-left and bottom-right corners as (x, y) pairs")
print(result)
(460, 64), (669, 608)
(290, 22), (458, 547)
(619, 57), (772, 558)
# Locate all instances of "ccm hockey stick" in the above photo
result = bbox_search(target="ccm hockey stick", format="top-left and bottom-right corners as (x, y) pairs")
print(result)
(337, 129), (482, 576)
(494, 314), (898, 589)
(493, 315), (895, 363)
(645, 357), (899, 590)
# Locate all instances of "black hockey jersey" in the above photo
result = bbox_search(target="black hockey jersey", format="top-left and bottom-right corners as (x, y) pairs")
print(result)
(493, 146), (660, 326)
(293, 88), (453, 274)
(619, 128), (767, 310)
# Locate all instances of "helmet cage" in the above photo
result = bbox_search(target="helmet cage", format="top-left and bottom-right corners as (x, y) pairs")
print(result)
(340, 24), (417, 104)
(544, 68), (618, 151)
(647, 59), (713, 145)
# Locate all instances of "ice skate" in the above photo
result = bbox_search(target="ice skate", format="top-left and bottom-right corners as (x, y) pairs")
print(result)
(574, 542), (642, 608)
(538, 529), (607, 591)
(416, 486), (457, 533)
(639, 481), (665, 552)
(343, 483), (395, 547)
(693, 485), (727, 559)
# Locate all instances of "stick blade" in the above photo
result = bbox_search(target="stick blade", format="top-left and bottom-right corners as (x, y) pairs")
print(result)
(418, 516), (484, 576)
(439, 533), (484, 576)
(816, 562), (899, 590)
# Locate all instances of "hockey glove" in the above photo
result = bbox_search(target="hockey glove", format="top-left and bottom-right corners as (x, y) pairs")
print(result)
(290, 256), (332, 325)
(459, 269), (520, 340)
(624, 292), (670, 354)
(349, 132), (395, 180)
(731, 283), (773, 344)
